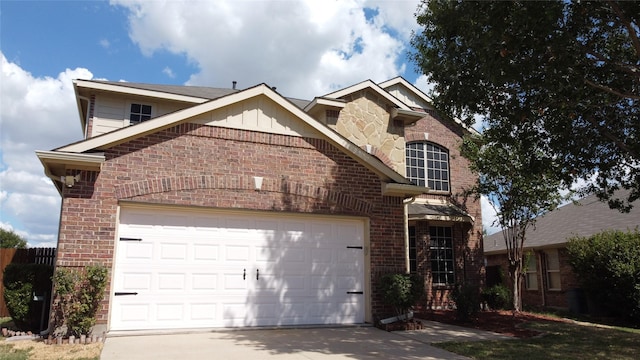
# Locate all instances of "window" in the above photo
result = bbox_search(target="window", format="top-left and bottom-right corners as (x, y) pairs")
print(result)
(129, 103), (152, 124)
(545, 250), (561, 290)
(430, 226), (454, 285)
(406, 142), (450, 191)
(408, 226), (417, 273)
(524, 252), (538, 290)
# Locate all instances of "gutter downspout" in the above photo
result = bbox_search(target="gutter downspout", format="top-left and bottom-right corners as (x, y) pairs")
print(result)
(403, 196), (417, 273)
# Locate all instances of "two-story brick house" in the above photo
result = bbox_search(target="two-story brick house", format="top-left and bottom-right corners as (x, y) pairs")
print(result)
(37, 77), (482, 333)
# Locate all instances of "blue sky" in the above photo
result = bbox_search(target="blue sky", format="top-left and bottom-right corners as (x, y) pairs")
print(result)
(0, 0), (498, 247)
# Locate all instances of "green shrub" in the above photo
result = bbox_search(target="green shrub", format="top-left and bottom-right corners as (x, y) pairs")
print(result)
(567, 228), (640, 323)
(53, 265), (108, 337)
(2, 263), (53, 331)
(481, 284), (512, 310)
(451, 283), (481, 321)
(379, 273), (424, 316)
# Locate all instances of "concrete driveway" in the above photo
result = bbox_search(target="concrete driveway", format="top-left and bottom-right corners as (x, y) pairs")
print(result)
(101, 323), (510, 360)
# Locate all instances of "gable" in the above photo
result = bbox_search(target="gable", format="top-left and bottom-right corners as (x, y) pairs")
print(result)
(40, 83), (426, 196)
(194, 94), (318, 138)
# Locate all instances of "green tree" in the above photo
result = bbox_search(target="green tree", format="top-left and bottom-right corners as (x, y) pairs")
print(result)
(0, 228), (27, 248)
(411, 0), (639, 210)
(461, 126), (565, 312)
(567, 229), (640, 323)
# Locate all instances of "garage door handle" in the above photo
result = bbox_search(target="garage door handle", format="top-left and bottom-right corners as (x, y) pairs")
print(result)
(243, 269), (246, 280)
(256, 269), (259, 280)
(114, 292), (138, 296)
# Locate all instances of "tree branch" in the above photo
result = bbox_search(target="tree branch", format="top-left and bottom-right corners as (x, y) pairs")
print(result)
(583, 115), (640, 160)
(584, 79), (640, 100)
(607, 1), (640, 62)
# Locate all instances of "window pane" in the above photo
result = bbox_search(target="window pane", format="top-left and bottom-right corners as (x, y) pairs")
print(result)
(130, 114), (141, 122)
(546, 250), (559, 270)
(141, 105), (152, 114)
(430, 226), (454, 285)
(131, 103), (141, 113)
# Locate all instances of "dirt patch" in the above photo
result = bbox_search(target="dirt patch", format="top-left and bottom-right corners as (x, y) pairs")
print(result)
(416, 310), (570, 338)
(6, 339), (103, 360)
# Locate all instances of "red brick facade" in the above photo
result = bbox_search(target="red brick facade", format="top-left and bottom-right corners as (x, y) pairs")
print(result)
(405, 113), (484, 309)
(485, 248), (580, 310)
(56, 123), (407, 324)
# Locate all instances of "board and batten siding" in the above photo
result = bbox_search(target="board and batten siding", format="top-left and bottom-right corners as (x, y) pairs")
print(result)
(90, 94), (319, 139)
(91, 95), (192, 137)
(383, 84), (430, 110)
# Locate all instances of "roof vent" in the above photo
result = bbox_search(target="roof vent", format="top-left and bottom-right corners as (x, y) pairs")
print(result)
(232, 81), (237, 90)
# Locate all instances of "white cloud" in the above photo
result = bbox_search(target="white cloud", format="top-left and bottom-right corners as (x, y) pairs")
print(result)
(162, 66), (175, 78)
(99, 38), (111, 49)
(413, 74), (436, 98)
(0, 52), (93, 247)
(481, 195), (501, 235)
(110, 0), (421, 98)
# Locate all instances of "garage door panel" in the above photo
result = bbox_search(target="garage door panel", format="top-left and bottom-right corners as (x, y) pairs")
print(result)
(192, 274), (218, 290)
(193, 244), (219, 261)
(112, 208), (365, 330)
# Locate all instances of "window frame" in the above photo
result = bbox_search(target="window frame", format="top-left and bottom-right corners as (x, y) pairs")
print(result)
(127, 101), (154, 125)
(408, 226), (417, 273)
(406, 142), (450, 192)
(545, 249), (561, 291)
(429, 226), (455, 286)
(524, 252), (538, 291)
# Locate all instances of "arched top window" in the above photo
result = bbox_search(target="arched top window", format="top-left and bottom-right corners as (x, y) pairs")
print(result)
(406, 142), (450, 192)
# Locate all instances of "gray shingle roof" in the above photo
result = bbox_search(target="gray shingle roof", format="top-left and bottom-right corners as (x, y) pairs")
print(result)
(88, 80), (312, 109)
(484, 190), (639, 254)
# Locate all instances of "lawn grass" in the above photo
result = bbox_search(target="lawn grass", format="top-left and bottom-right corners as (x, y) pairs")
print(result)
(434, 321), (640, 360)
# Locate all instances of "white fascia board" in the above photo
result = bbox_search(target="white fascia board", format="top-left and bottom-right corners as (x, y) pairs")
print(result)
(58, 85), (271, 153)
(57, 84), (411, 184)
(378, 77), (435, 106)
(36, 150), (105, 169)
(322, 80), (412, 111)
(382, 183), (427, 197)
(74, 80), (209, 104)
(378, 77), (480, 135)
(303, 97), (346, 112)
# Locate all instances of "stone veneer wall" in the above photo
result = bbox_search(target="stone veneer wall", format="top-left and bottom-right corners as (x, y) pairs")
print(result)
(332, 90), (405, 173)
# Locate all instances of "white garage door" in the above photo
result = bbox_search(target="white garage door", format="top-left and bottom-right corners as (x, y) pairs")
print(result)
(111, 207), (365, 331)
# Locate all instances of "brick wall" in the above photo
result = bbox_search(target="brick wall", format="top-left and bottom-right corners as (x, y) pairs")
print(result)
(55, 123), (407, 325)
(485, 247), (580, 310)
(406, 114), (484, 308)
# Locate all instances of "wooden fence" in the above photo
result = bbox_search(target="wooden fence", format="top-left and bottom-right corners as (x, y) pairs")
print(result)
(0, 248), (57, 317)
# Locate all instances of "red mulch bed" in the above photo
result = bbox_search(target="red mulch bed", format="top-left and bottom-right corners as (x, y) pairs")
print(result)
(415, 310), (570, 338)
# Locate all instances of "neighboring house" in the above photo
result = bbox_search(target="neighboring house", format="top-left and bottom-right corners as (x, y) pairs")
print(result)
(484, 190), (639, 312)
(37, 77), (482, 333)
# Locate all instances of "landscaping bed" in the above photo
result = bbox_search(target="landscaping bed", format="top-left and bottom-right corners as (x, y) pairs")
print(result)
(415, 310), (570, 338)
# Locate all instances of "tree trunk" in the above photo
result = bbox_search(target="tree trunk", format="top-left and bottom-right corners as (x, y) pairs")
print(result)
(510, 263), (522, 312)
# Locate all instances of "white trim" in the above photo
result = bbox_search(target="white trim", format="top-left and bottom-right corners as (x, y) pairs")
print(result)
(58, 84), (412, 185)
(74, 80), (209, 104)
(378, 77), (434, 107)
(322, 80), (412, 111)
(382, 183), (427, 196)
(303, 97), (346, 112)
(36, 150), (105, 168)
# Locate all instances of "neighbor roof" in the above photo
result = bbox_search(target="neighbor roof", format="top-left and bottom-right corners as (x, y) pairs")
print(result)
(484, 190), (639, 254)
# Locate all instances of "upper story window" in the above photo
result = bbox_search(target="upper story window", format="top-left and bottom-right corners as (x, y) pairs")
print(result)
(406, 142), (450, 191)
(129, 103), (152, 124)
